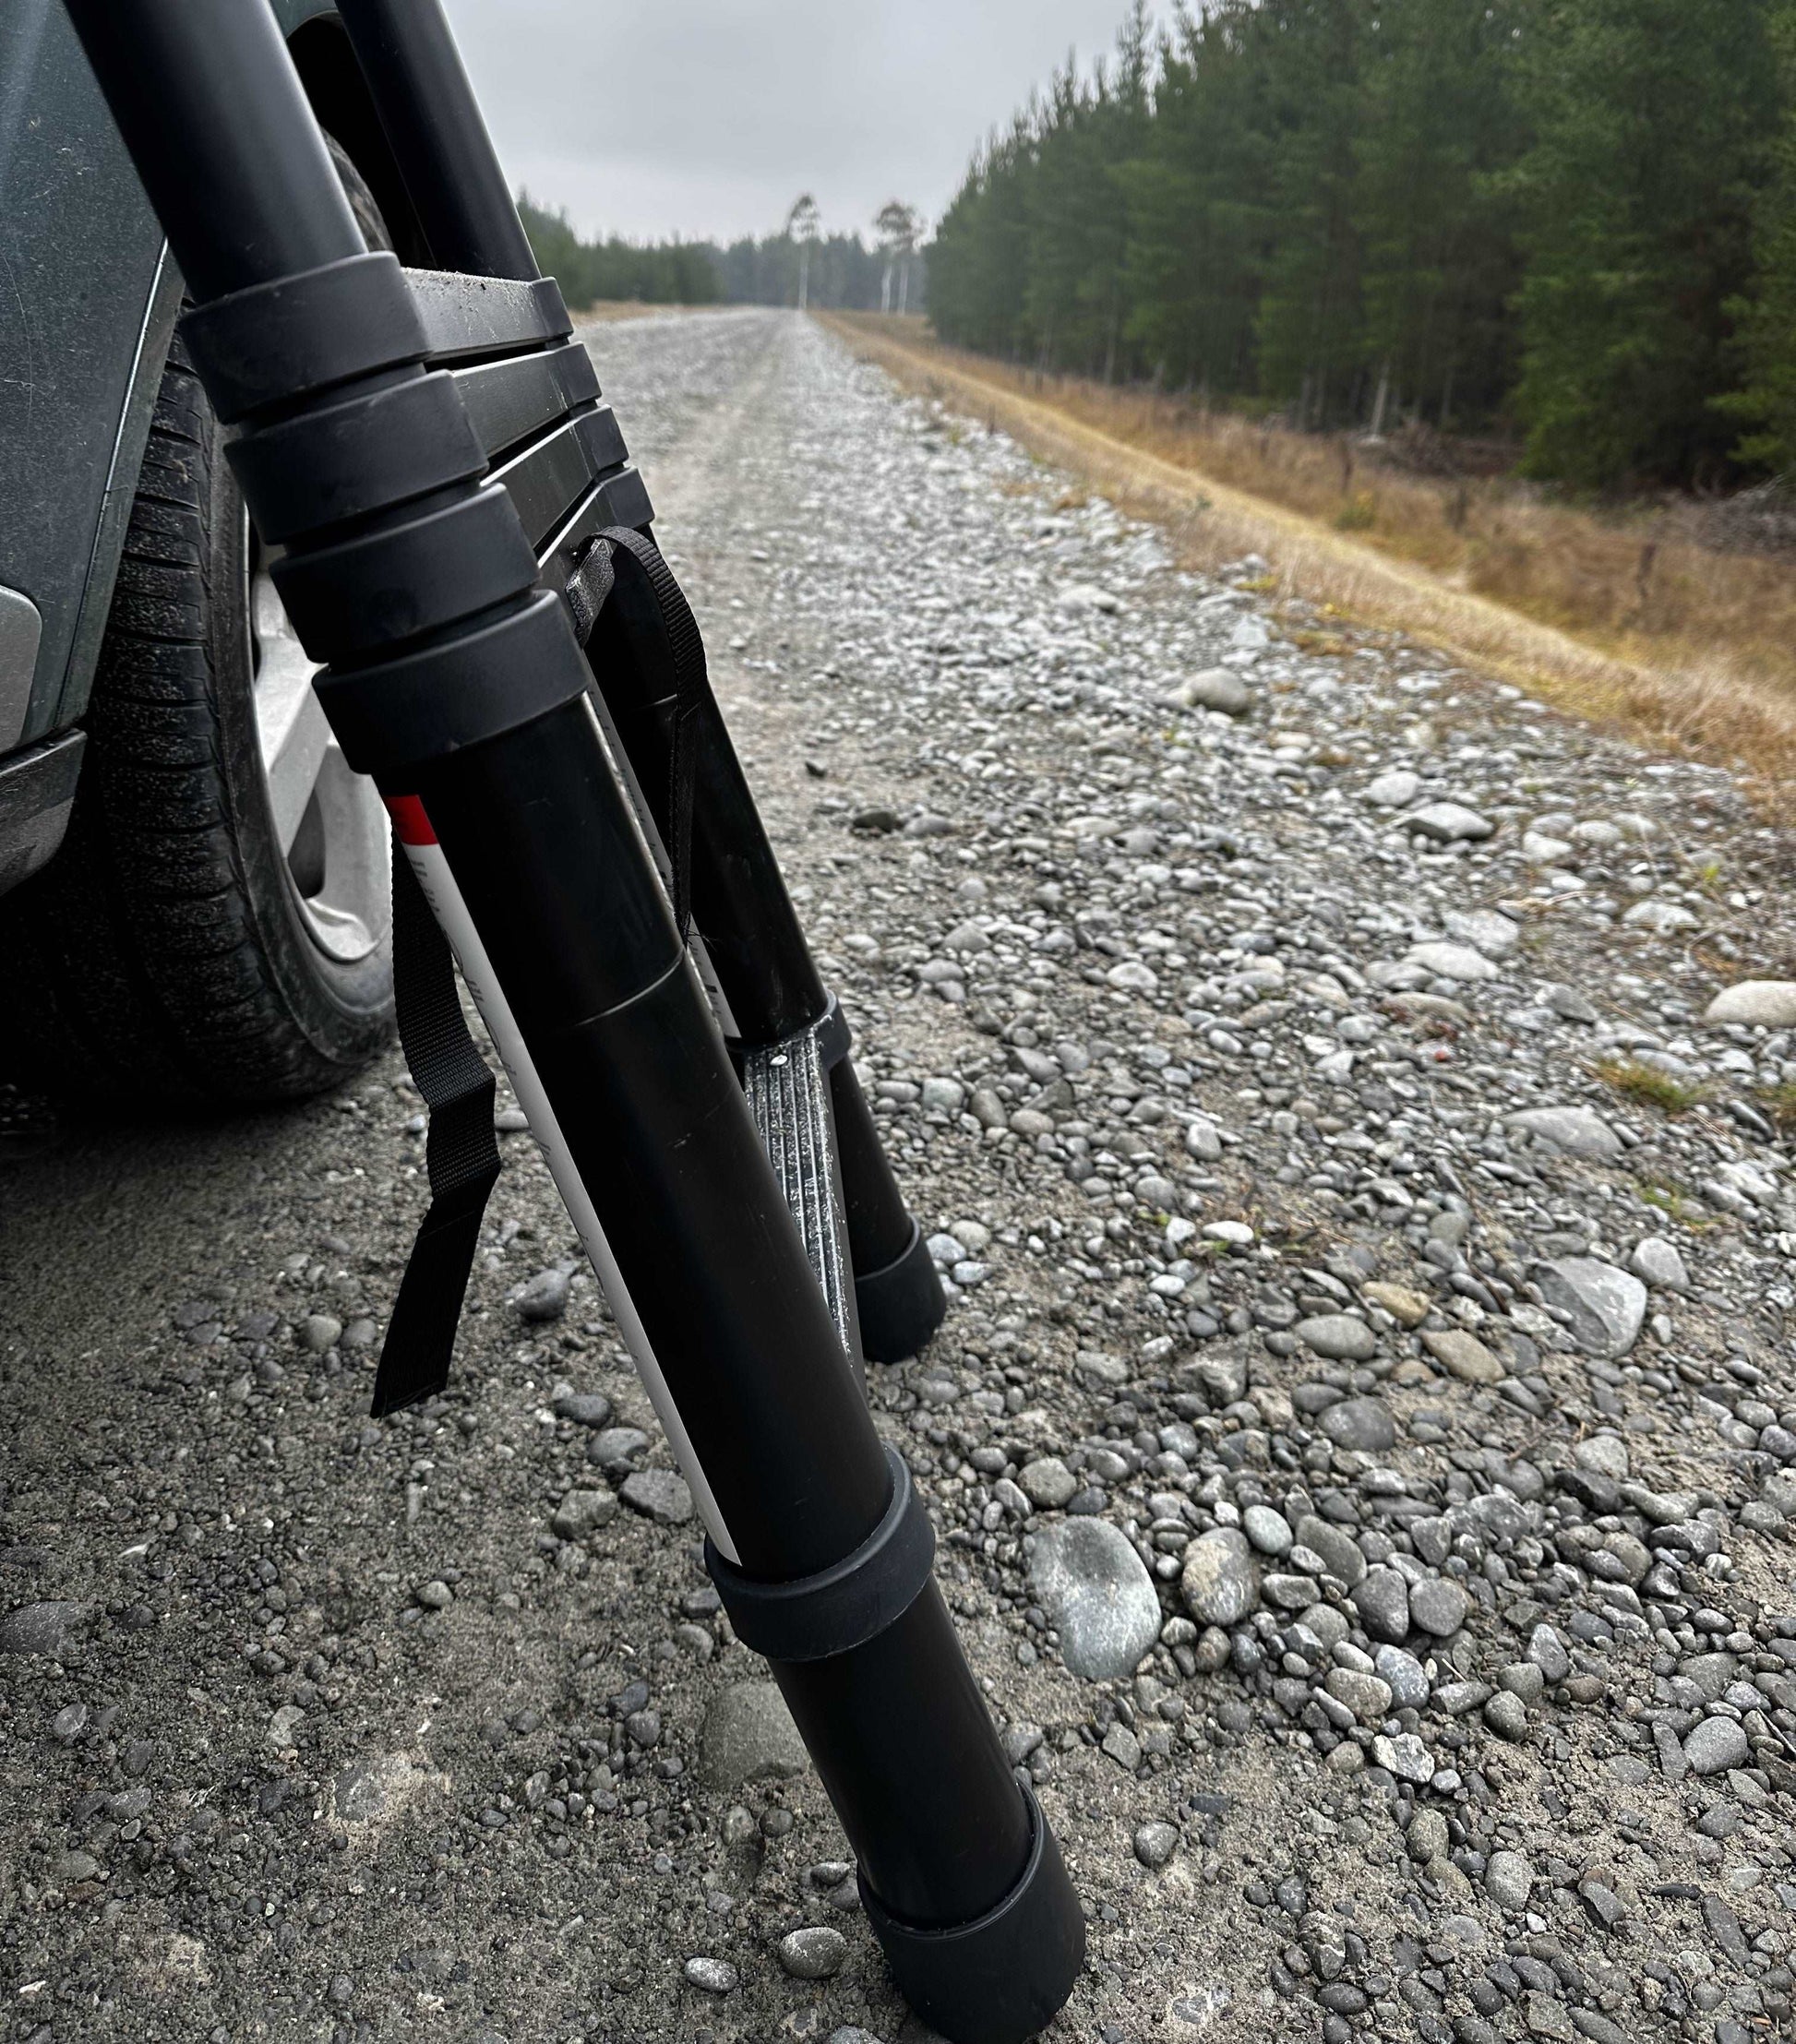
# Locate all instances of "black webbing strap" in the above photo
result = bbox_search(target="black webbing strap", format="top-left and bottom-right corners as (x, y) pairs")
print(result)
(369, 842), (502, 1417)
(568, 526), (707, 943)
(370, 527), (708, 1418)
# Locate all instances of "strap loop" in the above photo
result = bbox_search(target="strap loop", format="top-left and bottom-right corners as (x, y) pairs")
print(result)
(370, 837), (502, 1416)
(568, 527), (708, 945)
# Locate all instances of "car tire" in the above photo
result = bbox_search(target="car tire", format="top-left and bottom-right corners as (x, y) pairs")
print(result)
(0, 148), (398, 1108)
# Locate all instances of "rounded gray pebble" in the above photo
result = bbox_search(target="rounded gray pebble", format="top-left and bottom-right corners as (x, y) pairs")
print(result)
(1486, 1849), (1535, 1910)
(1683, 1715), (1749, 1775)
(1133, 1821), (1179, 1869)
(777, 1925), (847, 1979)
(1027, 1518), (1161, 1679)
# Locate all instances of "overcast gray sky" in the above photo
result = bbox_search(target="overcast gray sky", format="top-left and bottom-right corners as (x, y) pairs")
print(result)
(439, 1), (1155, 248)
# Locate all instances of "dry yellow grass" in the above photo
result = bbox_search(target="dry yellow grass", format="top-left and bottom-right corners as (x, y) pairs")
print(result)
(823, 312), (1796, 792)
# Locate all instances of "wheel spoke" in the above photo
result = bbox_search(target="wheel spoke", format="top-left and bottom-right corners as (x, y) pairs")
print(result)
(247, 533), (390, 962)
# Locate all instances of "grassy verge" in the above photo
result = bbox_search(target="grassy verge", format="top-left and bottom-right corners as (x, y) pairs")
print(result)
(821, 313), (1796, 789)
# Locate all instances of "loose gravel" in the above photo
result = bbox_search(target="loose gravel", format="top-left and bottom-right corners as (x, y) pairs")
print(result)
(2, 308), (1794, 2043)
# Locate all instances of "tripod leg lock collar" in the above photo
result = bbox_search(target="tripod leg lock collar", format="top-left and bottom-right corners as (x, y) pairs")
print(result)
(860, 1780), (1086, 2044)
(705, 1444), (934, 1663)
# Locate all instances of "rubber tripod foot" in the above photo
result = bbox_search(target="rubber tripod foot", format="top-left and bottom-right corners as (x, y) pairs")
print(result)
(860, 1783), (1084, 2044)
(853, 1216), (946, 1363)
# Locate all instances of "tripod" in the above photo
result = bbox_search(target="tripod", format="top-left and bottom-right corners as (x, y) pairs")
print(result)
(58, 4), (1084, 2038)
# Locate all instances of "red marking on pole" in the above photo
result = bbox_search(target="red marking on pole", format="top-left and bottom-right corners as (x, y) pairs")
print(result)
(384, 795), (437, 847)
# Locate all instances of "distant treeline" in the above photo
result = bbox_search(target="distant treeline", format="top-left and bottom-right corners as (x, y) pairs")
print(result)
(517, 197), (923, 315)
(927, 0), (1796, 491)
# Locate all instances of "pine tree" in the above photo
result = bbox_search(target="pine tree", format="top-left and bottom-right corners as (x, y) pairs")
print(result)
(1352, 0), (1523, 432)
(1121, 2), (1272, 396)
(1251, 0), (1367, 425)
(1722, 0), (1796, 475)
(1505, 0), (1778, 489)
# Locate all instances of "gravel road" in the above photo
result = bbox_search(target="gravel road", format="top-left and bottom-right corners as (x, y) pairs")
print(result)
(4, 308), (1796, 2044)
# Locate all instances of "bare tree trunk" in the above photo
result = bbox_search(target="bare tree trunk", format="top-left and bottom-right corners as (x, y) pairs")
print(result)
(881, 262), (892, 315)
(1370, 359), (1391, 437)
(898, 258), (910, 317)
(798, 247), (810, 313)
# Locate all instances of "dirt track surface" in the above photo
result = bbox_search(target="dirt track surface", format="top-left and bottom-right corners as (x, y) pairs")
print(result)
(3, 309), (1795, 2044)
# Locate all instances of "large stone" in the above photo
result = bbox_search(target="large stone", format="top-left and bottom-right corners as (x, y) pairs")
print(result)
(1628, 1237), (1688, 1291)
(700, 1681), (811, 1788)
(550, 1488), (618, 1540)
(1017, 1456), (1079, 1510)
(0, 1600), (90, 1657)
(1406, 801), (1494, 843)
(1623, 899), (1698, 936)
(1703, 980), (1796, 1028)
(1364, 770), (1420, 808)
(1028, 1519), (1162, 1679)
(1324, 1667), (1393, 1723)
(776, 1927), (847, 1980)
(1371, 1731), (1436, 1785)
(620, 1469), (694, 1524)
(1408, 1577), (1470, 1638)
(1421, 1329), (1505, 1384)
(1443, 908), (1521, 956)
(1573, 1434), (1630, 1482)
(1486, 1850), (1535, 1910)
(1295, 1313), (1379, 1362)
(1179, 1528), (1261, 1627)
(1294, 1514), (1366, 1589)
(1534, 1259), (1647, 1357)
(1167, 667), (1251, 716)
(1506, 1106), (1622, 1160)
(1353, 1566), (1411, 1644)
(513, 1268), (571, 1322)
(1683, 1715), (1750, 1777)
(1317, 1397), (1396, 1452)
(1406, 941), (1498, 984)
(1363, 1281), (1430, 1327)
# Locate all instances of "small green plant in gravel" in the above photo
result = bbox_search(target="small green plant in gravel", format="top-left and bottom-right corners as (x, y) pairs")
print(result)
(1760, 1082), (1796, 1132)
(1595, 1057), (1706, 1113)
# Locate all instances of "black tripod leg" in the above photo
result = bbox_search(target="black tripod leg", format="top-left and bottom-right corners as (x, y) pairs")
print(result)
(329, 2), (945, 1361)
(63, 4), (1082, 2036)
